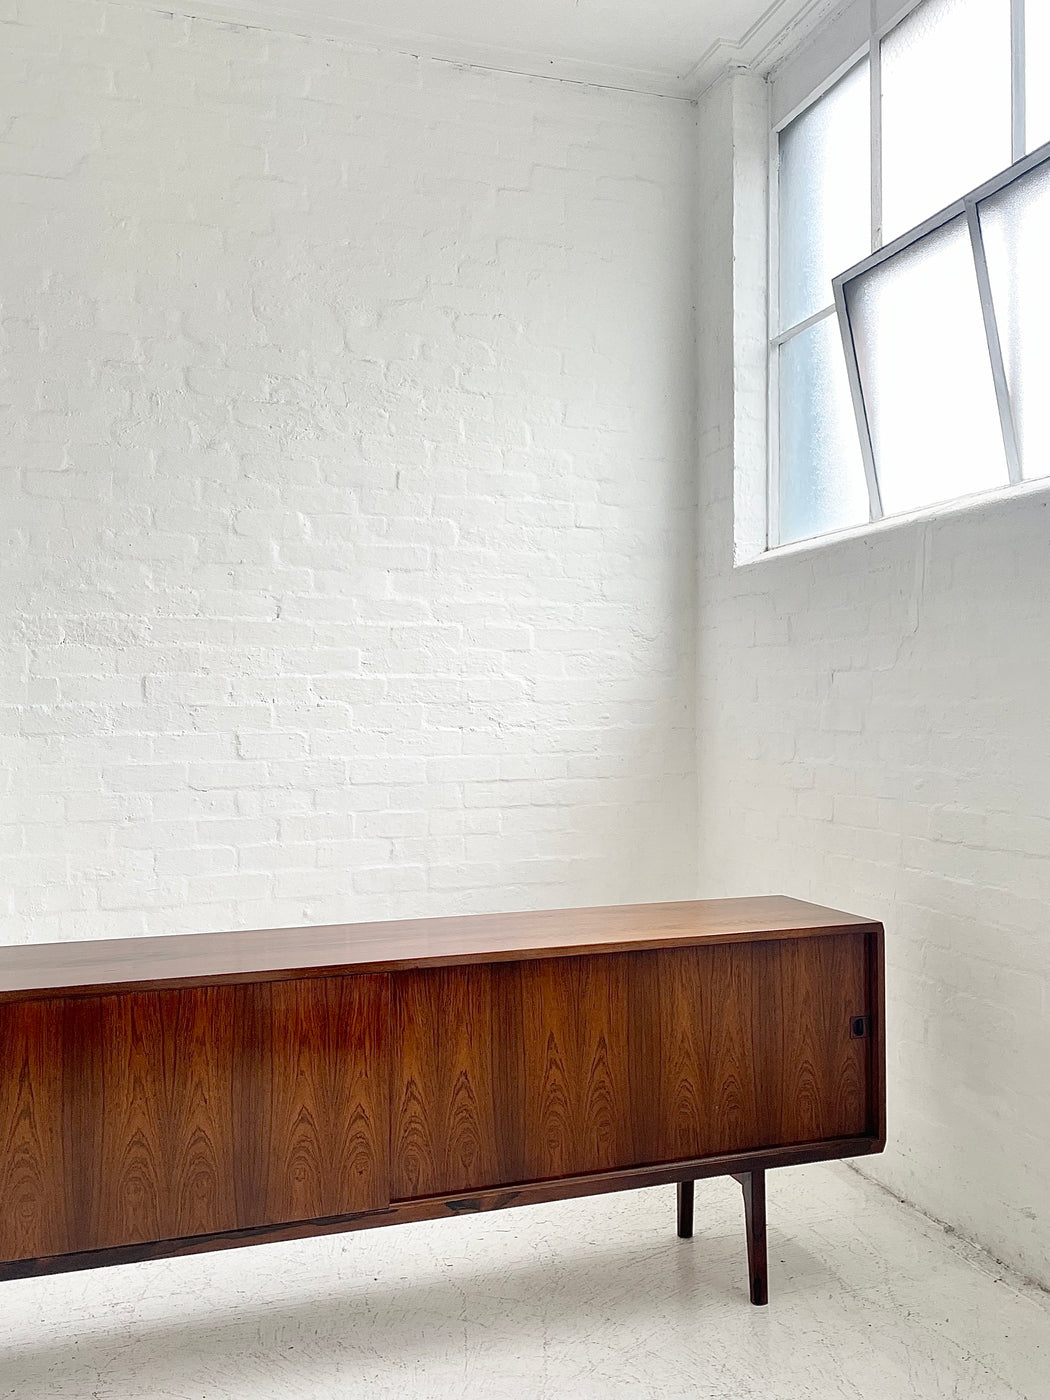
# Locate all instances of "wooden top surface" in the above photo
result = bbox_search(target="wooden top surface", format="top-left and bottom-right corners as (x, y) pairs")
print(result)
(0, 896), (881, 1001)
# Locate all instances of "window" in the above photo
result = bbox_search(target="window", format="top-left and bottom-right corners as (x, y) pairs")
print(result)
(770, 0), (1050, 548)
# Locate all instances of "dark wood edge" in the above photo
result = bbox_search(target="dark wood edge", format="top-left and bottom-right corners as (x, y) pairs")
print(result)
(0, 1136), (884, 1282)
(0, 923), (885, 1005)
(869, 925), (887, 1150)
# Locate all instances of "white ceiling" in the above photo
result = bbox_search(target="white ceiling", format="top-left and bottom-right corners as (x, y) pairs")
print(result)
(110, 0), (840, 97)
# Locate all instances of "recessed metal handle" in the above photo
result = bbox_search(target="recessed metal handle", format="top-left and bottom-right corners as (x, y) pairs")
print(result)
(850, 1015), (870, 1039)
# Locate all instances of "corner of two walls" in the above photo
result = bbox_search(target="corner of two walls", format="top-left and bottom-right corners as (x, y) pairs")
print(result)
(0, 0), (698, 946)
(5, 0), (1045, 1304)
(696, 67), (1050, 1289)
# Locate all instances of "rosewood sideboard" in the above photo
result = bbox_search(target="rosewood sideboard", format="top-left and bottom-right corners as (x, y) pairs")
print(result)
(0, 896), (885, 1305)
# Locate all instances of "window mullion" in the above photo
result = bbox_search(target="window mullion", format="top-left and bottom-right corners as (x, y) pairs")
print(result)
(768, 126), (781, 549)
(772, 304), (837, 347)
(833, 278), (883, 521)
(870, 0), (883, 249)
(1012, 0), (1026, 160)
(768, 346), (781, 549)
(965, 199), (1023, 485)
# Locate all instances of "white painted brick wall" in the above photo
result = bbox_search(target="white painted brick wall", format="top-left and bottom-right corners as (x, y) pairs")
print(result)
(0, 0), (698, 943)
(697, 73), (1050, 1289)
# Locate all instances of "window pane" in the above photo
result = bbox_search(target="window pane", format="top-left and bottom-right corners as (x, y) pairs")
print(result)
(1026, 2), (1050, 152)
(778, 313), (870, 543)
(881, 0), (1011, 241)
(980, 160), (1050, 480)
(779, 60), (870, 330)
(846, 216), (1008, 516)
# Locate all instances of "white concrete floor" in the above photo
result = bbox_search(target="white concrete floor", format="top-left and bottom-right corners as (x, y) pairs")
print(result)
(0, 1164), (1047, 1399)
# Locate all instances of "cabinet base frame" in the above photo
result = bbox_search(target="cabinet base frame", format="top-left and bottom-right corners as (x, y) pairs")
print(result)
(1, 1134), (881, 1289)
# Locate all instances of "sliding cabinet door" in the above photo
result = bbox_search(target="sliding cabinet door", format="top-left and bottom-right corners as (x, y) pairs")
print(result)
(391, 933), (873, 1200)
(0, 973), (389, 1264)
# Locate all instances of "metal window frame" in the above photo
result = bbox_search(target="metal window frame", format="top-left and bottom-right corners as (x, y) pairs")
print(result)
(767, 0), (1038, 549)
(767, 120), (782, 551)
(832, 137), (1050, 497)
(1012, 0), (1026, 162)
(768, 49), (872, 549)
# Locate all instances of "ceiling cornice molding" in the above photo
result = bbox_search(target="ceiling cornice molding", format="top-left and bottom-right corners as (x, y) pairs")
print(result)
(103, 0), (849, 100)
(686, 0), (850, 97)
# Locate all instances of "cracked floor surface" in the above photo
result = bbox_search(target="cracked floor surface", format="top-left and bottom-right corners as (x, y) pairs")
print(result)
(0, 1163), (1047, 1399)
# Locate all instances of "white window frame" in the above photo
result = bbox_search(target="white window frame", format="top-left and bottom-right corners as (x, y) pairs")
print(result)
(766, 0), (1034, 552)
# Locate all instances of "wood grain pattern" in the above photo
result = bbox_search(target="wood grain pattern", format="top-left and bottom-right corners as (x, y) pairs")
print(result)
(0, 975), (388, 1261)
(76, 989), (240, 1250)
(1, 1131), (883, 1284)
(765, 933), (869, 1144)
(519, 955), (634, 1181)
(392, 966), (507, 1199)
(0, 896), (881, 1002)
(634, 943), (765, 1165)
(167, 987), (239, 1238)
(633, 936), (868, 1161)
(390, 934), (872, 1200)
(236, 975), (388, 1226)
(0, 990), (242, 1258)
(0, 999), (68, 1261)
(0, 900), (884, 1287)
(94, 994), (166, 1247)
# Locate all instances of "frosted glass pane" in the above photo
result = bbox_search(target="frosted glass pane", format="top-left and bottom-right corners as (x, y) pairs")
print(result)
(779, 313), (870, 544)
(980, 161), (1050, 480)
(847, 216), (1008, 516)
(779, 60), (870, 330)
(1027, 2), (1050, 151)
(882, 0), (1011, 241)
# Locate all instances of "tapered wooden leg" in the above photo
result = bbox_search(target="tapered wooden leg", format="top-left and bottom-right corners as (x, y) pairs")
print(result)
(676, 1179), (694, 1239)
(733, 1170), (768, 1305)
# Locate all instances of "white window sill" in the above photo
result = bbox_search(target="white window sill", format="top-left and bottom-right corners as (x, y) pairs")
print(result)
(738, 473), (1050, 569)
